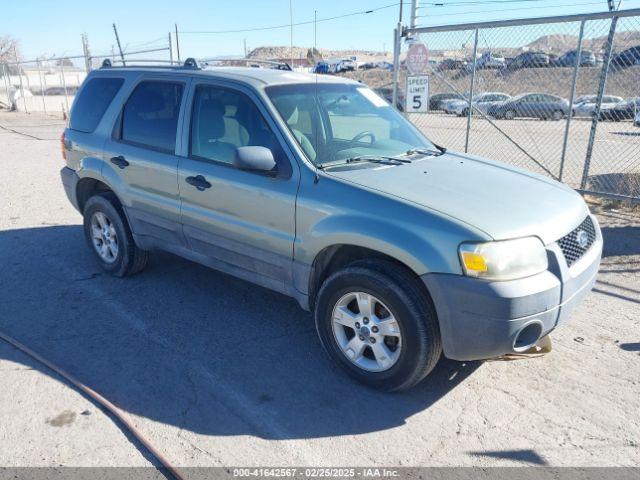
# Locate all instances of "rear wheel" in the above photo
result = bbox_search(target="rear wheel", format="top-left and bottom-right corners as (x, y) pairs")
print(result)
(504, 109), (516, 120)
(83, 193), (148, 277)
(551, 110), (564, 121)
(314, 260), (442, 391)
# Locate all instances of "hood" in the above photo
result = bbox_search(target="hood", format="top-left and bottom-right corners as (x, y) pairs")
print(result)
(325, 152), (588, 245)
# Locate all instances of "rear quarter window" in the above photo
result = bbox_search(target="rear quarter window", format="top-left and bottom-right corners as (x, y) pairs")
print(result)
(69, 77), (124, 133)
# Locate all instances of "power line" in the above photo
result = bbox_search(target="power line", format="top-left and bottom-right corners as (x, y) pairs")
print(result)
(415, 0), (619, 19)
(181, 2), (400, 34)
(420, 0), (561, 5)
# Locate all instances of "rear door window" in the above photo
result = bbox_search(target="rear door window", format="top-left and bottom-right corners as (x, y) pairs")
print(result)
(69, 77), (124, 133)
(120, 81), (184, 153)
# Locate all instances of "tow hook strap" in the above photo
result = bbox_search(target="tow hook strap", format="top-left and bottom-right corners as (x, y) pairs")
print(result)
(0, 330), (185, 480)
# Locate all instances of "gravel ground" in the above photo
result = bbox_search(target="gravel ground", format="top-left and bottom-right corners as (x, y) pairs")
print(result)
(0, 111), (639, 468)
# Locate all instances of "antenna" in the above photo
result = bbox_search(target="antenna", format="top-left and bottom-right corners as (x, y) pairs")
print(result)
(313, 9), (320, 184)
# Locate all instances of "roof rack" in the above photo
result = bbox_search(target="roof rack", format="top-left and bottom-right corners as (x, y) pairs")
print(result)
(197, 57), (292, 71)
(100, 57), (292, 71)
(101, 58), (182, 69)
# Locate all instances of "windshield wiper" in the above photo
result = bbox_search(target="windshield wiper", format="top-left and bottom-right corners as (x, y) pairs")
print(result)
(405, 144), (447, 157)
(317, 155), (411, 169)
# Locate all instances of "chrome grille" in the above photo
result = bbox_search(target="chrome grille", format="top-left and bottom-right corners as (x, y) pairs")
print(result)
(557, 216), (596, 267)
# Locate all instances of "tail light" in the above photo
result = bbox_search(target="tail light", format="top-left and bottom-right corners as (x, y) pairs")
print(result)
(60, 132), (67, 161)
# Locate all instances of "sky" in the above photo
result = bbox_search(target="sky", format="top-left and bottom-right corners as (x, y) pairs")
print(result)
(5, 0), (640, 61)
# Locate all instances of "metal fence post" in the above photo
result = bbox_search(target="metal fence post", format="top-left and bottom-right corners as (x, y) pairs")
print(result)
(391, 24), (402, 112)
(1, 64), (10, 107)
(36, 60), (47, 115)
(14, 48), (27, 113)
(559, 19), (585, 182)
(464, 28), (479, 153)
(581, 16), (618, 190)
(60, 61), (70, 115)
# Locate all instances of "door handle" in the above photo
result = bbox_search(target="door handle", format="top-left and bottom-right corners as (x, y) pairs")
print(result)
(110, 155), (130, 169)
(186, 175), (212, 191)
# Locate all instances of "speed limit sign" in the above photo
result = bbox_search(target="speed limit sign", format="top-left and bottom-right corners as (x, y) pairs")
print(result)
(405, 75), (429, 113)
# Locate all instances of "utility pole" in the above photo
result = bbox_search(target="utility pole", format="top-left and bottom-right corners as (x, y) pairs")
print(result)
(81, 33), (92, 72)
(410, 0), (419, 29)
(175, 24), (181, 62)
(112, 24), (125, 65)
(289, 0), (294, 69)
(244, 38), (247, 58)
(168, 32), (173, 64)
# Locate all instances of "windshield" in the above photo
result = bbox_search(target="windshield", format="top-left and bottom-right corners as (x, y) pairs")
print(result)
(266, 83), (436, 166)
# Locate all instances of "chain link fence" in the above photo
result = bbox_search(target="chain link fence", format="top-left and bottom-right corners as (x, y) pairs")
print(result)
(396, 8), (640, 202)
(0, 44), (172, 116)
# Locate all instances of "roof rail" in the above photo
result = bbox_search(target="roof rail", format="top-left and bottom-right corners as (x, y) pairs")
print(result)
(191, 57), (292, 71)
(99, 57), (293, 71)
(101, 58), (182, 69)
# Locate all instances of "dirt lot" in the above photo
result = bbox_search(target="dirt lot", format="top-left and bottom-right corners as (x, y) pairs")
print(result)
(0, 111), (639, 468)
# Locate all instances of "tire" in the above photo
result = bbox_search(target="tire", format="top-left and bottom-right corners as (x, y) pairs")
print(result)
(83, 192), (148, 277)
(504, 109), (516, 120)
(461, 108), (469, 117)
(314, 259), (442, 392)
(551, 110), (564, 121)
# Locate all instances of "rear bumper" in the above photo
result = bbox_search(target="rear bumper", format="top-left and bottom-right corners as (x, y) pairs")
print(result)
(60, 167), (81, 212)
(423, 215), (603, 361)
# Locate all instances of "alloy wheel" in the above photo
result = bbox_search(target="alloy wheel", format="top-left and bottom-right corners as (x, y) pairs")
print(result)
(331, 292), (402, 372)
(90, 211), (119, 263)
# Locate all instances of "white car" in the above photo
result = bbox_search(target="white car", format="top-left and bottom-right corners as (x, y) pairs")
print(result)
(572, 95), (623, 118)
(444, 92), (511, 116)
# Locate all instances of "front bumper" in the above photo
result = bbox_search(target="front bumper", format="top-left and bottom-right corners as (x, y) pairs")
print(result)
(422, 215), (603, 361)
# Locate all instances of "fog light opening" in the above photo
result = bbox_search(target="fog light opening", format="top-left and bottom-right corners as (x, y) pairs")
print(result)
(513, 321), (543, 352)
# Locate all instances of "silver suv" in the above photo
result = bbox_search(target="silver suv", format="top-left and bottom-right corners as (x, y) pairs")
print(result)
(60, 60), (602, 391)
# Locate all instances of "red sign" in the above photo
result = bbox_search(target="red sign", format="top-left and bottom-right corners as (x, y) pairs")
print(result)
(406, 43), (429, 75)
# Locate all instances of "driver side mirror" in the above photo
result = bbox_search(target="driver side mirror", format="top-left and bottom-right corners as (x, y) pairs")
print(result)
(234, 146), (277, 175)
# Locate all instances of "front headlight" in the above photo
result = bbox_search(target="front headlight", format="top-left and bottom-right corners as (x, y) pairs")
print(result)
(459, 237), (548, 281)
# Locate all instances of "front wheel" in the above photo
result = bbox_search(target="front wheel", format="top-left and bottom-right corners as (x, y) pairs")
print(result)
(504, 109), (516, 120)
(314, 260), (442, 391)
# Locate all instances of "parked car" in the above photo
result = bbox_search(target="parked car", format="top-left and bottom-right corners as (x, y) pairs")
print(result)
(572, 95), (623, 118)
(334, 58), (357, 73)
(598, 97), (640, 121)
(445, 92), (512, 116)
(374, 86), (406, 111)
(376, 61), (394, 70)
(437, 59), (468, 71)
(635, 110), (640, 127)
(488, 93), (570, 120)
(313, 61), (330, 74)
(429, 92), (465, 111)
(556, 49), (597, 67)
(509, 52), (550, 69)
(360, 62), (376, 70)
(610, 45), (640, 69)
(60, 63), (602, 391)
(475, 52), (506, 69)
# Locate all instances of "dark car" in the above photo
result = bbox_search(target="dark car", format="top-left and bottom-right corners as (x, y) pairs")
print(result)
(509, 52), (550, 69)
(556, 49), (597, 67)
(598, 97), (640, 121)
(488, 93), (570, 120)
(610, 45), (640, 69)
(437, 59), (468, 71)
(374, 86), (406, 111)
(429, 92), (464, 111)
